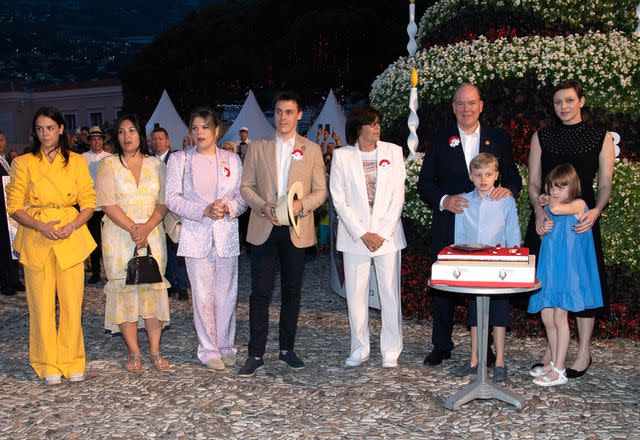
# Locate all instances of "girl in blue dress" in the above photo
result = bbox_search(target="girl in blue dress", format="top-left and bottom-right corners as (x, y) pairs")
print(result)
(528, 163), (602, 386)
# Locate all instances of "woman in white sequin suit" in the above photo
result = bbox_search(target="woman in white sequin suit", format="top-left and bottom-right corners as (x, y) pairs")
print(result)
(166, 107), (246, 370)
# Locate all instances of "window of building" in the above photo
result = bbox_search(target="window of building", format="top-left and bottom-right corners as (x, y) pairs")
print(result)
(64, 114), (77, 131)
(89, 112), (103, 126)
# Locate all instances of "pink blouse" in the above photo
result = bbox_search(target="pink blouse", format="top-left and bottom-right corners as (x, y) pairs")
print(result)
(192, 152), (218, 203)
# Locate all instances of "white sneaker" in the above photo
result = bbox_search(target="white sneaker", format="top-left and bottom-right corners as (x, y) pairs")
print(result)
(44, 374), (62, 385)
(205, 358), (225, 371)
(345, 355), (369, 367)
(382, 359), (398, 368)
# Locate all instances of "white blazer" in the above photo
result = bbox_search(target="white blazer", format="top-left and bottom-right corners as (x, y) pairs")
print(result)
(330, 141), (407, 256)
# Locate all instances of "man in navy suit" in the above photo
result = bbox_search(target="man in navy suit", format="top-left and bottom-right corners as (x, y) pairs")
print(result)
(417, 84), (521, 366)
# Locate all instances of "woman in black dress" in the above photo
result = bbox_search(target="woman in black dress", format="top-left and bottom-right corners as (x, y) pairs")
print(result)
(525, 80), (615, 378)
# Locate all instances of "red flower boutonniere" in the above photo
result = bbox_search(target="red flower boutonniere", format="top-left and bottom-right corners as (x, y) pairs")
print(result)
(292, 148), (304, 161)
(379, 159), (391, 168)
(220, 161), (231, 177)
(449, 136), (461, 148)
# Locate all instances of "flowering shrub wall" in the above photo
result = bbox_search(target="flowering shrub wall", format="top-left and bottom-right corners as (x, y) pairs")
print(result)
(371, 32), (640, 131)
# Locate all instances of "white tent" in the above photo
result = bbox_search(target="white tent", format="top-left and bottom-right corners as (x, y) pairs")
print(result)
(145, 90), (188, 151)
(306, 89), (346, 146)
(219, 90), (274, 144)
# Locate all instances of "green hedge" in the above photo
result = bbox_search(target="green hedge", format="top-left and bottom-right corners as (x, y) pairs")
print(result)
(416, 0), (639, 44)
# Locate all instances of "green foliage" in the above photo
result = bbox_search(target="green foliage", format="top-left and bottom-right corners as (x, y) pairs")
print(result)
(120, 0), (419, 118)
(416, 0), (639, 44)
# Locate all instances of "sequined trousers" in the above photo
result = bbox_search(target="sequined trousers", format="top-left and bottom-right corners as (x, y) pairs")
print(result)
(185, 249), (238, 363)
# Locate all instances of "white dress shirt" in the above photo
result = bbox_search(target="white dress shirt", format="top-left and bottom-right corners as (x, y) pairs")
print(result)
(439, 123), (481, 211)
(275, 134), (296, 200)
(82, 150), (112, 184)
(0, 155), (10, 174)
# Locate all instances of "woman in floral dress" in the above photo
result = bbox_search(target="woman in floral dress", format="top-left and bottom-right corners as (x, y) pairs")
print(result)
(96, 114), (170, 373)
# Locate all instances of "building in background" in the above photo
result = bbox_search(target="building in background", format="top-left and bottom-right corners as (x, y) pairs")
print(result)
(0, 79), (122, 147)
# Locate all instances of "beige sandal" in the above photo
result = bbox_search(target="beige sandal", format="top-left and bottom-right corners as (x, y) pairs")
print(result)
(125, 352), (143, 374)
(150, 352), (170, 371)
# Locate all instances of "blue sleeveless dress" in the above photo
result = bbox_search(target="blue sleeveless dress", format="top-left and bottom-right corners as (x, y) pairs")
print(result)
(528, 206), (603, 313)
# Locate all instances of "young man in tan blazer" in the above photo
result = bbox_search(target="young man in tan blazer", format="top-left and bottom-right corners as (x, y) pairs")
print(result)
(239, 91), (327, 376)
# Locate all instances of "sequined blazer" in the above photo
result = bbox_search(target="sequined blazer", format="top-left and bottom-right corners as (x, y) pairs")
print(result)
(165, 147), (246, 259)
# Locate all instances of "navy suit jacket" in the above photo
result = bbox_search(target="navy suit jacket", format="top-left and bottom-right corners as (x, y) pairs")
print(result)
(417, 124), (521, 259)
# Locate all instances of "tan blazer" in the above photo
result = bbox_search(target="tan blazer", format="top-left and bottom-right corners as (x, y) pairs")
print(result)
(241, 134), (327, 247)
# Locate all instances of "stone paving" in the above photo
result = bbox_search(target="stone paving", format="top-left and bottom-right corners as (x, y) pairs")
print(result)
(1, 253), (639, 439)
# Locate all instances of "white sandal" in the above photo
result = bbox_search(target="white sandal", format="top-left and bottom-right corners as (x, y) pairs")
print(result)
(533, 366), (568, 387)
(530, 361), (554, 378)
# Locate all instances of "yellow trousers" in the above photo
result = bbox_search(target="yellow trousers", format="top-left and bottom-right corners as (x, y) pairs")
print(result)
(24, 250), (85, 379)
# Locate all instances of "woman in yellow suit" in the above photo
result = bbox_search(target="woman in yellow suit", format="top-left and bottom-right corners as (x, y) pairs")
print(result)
(6, 107), (96, 385)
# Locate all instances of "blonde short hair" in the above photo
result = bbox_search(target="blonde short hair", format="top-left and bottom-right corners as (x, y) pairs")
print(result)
(469, 152), (499, 174)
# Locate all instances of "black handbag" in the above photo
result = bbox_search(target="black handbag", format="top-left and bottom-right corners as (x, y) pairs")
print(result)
(125, 245), (163, 285)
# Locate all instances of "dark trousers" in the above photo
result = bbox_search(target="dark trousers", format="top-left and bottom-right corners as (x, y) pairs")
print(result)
(166, 236), (189, 290)
(0, 257), (20, 289)
(431, 292), (456, 353)
(87, 211), (104, 276)
(248, 226), (305, 357)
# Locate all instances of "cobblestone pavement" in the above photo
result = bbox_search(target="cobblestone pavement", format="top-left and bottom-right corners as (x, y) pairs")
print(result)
(1, 254), (639, 439)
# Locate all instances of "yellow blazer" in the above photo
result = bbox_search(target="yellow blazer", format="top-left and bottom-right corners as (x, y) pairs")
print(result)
(6, 151), (97, 270)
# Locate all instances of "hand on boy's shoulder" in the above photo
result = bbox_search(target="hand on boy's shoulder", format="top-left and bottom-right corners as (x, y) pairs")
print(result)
(443, 194), (469, 214)
(489, 186), (512, 201)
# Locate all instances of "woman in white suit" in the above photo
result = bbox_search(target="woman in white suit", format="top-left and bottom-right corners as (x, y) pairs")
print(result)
(166, 107), (246, 371)
(330, 106), (407, 368)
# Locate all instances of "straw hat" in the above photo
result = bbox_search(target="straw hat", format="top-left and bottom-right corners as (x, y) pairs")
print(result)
(274, 181), (303, 237)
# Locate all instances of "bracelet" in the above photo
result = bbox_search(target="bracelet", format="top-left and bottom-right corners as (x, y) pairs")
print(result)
(70, 223), (76, 233)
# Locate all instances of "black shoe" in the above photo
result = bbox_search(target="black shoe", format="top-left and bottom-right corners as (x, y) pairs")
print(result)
(238, 357), (264, 377)
(566, 357), (592, 378)
(1, 289), (17, 296)
(87, 274), (101, 284)
(279, 350), (305, 370)
(177, 290), (189, 301)
(11, 282), (26, 292)
(487, 347), (496, 368)
(423, 349), (452, 366)
(167, 287), (177, 297)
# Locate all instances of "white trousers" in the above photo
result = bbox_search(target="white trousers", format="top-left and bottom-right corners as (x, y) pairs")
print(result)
(185, 250), (238, 363)
(343, 251), (403, 362)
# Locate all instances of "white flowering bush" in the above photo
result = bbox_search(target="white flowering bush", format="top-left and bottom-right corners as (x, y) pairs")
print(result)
(403, 159), (640, 273)
(403, 154), (432, 227)
(371, 32), (640, 127)
(416, 0), (638, 44)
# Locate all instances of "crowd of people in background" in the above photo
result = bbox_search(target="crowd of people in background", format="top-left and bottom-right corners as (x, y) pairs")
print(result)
(0, 80), (613, 391)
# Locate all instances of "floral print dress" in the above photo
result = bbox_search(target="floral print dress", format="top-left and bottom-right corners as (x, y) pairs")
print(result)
(96, 155), (170, 333)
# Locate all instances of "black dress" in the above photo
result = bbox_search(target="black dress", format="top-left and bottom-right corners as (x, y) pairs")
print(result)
(524, 122), (609, 316)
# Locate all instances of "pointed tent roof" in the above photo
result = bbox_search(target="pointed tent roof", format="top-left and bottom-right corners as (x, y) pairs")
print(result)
(306, 89), (346, 146)
(219, 90), (274, 144)
(145, 90), (188, 151)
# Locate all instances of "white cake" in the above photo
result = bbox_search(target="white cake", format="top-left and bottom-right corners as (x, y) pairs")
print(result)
(431, 246), (536, 288)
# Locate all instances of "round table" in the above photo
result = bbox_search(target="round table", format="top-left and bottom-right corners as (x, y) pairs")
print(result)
(428, 280), (541, 411)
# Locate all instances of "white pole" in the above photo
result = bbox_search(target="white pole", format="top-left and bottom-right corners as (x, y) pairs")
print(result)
(407, 0), (417, 56)
(407, 68), (419, 160)
(635, 3), (640, 34)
